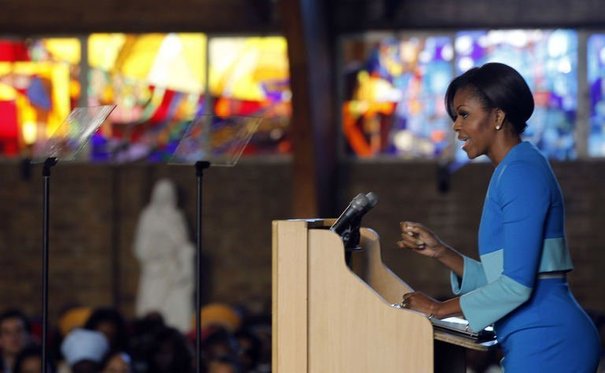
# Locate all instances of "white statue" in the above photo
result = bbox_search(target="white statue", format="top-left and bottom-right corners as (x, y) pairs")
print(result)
(134, 178), (194, 333)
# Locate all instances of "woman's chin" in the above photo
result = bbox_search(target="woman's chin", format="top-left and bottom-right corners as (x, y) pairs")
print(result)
(464, 149), (479, 160)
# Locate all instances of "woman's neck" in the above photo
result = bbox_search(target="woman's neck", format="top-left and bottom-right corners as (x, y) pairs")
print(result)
(488, 132), (522, 166)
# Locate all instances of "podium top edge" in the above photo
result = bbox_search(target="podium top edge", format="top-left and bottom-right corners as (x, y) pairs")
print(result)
(273, 219), (336, 228)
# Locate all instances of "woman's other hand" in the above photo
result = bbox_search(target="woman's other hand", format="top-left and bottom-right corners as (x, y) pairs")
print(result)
(400, 291), (440, 317)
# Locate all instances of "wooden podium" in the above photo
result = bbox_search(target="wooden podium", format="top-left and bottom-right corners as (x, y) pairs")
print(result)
(272, 219), (496, 373)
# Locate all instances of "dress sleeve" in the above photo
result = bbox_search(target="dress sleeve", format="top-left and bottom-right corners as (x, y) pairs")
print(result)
(451, 256), (487, 295)
(459, 161), (550, 331)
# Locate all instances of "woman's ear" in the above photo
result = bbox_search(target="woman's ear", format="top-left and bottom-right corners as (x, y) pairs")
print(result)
(494, 108), (506, 130)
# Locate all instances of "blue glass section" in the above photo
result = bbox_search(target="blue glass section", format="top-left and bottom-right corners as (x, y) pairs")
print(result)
(342, 35), (454, 158)
(454, 30), (578, 161)
(588, 34), (605, 157)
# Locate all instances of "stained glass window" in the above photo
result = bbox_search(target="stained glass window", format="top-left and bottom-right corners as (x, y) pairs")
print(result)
(455, 29), (578, 161)
(0, 30), (596, 161)
(341, 34), (454, 158)
(0, 33), (293, 161)
(588, 34), (605, 157)
(87, 33), (207, 162)
(0, 37), (79, 156)
(209, 37), (291, 155)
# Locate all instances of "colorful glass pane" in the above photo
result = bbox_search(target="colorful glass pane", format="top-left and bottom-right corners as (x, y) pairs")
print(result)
(588, 34), (605, 157)
(209, 37), (291, 155)
(455, 29), (578, 161)
(0, 38), (79, 157)
(341, 34), (454, 159)
(87, 33), (207, 162)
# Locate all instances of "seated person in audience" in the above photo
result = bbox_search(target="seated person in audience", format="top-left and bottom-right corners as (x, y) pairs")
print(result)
(51, 305), (94, 366)
(201, 327), (238, 364)
(207, 355), (242, 373)
(234, 329), (261, 372)
(101, 351), (132, 373)
(58, 306), (93, 339)
(127, 312), (166, 373)
(84, 307), (129, 354)
(13, 345), (54, 373)
(60, 328), (109, 373)
(147, 326), (193, 373)
(0, 309), (32, 373)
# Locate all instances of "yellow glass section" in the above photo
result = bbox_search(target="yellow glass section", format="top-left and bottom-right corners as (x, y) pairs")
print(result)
(89, 33), (206, 93)
(209, 36), (289, 100)
(0, 62), (71, 138)
(88, 33), (126, 71)
(39, 38), (81, 64)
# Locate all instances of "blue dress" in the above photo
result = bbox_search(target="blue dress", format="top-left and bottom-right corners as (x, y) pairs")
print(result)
(451, 142), (601, 372)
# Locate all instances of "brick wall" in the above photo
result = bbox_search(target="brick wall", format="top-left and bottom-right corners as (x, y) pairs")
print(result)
(1, 159), (604, 324)
(0, 160), (292, 322)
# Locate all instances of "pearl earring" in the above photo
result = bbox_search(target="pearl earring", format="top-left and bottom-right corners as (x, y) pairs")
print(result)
(496, 125), (502, 130)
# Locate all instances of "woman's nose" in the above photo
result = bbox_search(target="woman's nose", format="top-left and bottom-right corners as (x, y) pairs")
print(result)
(451, 119), (459, 131)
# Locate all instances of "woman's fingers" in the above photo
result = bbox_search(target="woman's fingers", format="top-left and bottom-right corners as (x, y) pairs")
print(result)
(397, 234), (423, 248)
(400, 221), (418, 233)
(400, 292), (413, 308)
(400, 221), (427, 238)
(398, 227), (426, 247)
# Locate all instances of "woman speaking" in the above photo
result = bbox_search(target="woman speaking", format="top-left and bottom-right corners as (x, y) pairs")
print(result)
(397, 62), (601, 372)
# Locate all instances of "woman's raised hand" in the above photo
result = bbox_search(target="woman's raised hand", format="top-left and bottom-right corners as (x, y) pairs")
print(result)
(398, 221), (445, 258)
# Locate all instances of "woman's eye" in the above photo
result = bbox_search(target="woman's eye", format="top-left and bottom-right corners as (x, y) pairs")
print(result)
(459, 112), (469, 119)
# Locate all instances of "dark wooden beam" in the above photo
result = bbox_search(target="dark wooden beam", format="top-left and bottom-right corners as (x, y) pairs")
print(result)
(334, 0), (605, 32)
(279, 0), (338, 218)
(0, 0), (280, 34)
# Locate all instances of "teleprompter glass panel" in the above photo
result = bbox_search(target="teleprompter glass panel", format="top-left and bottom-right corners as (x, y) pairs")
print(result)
(170, 115), (261, 166)
(33, 105), (116, 161)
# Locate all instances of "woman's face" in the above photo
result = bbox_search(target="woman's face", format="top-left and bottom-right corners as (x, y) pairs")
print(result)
(451, 87), (499, 160)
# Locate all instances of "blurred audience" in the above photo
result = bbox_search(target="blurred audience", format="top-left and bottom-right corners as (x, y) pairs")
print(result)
(84, 308), (129, 354)
(0, 302), (273, 373)
(0, 309), (32, 373)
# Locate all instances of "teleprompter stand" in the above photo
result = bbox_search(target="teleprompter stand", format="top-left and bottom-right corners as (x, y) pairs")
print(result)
(41, 157), (57, 373)
(34, 105), (116, 373)
(194, 160), (209, 372)
(170, 115), (260, 372)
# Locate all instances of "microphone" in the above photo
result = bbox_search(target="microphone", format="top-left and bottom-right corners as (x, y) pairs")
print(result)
(330, 192), (378, 235)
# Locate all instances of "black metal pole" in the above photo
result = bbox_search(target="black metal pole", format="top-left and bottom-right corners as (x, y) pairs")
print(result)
(194, 160), (210, 373)
(41, 157), (57, 373)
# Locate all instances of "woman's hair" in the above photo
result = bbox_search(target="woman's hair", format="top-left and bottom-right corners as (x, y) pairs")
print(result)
(445, 62), (534, 135)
